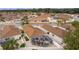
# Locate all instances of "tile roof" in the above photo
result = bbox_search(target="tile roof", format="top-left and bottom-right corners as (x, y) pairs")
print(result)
(0, 25), (21, 39)
(0, 12), (29, 21)
(29, 14), (51, 23)
(61, 23), (75, 31)
(23, 24), (45, 37)
(55, 13), (71, 20)
(42, 24), (66, 38)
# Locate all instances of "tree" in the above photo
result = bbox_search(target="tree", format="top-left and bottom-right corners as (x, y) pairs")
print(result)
(20, 43), (26, 48)
(1, 38), (19, 50)
(21, 16), (29, 25)
(64, 21), (79, 49)
(71, 21), (79, 29)
(64, 29), (79, 50)
(57, 20), (62, 26)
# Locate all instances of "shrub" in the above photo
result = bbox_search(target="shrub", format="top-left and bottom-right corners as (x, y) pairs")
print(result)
(20, 43), (26, 48)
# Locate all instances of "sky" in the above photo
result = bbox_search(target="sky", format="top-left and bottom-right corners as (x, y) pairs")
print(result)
(0, 0), (79, 8)
(0, 8), (29, 10)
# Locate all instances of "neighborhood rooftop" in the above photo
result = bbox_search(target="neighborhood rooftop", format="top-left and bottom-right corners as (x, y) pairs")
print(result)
(23, 24), (45, 37)
(42, 24), (66, 38)
(29, 13), (51, 23)
(0, 10), (78, 50)
(0, 25), (21, 39)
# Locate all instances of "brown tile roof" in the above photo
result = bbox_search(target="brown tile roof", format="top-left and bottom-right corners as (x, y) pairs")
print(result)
(23, 24), (45, 37)
(0, 25), (21, 39)
(55, 13), (71, 20)
(42, 24), (66, 38)
(32, 28), (45, 37)
(61, 23), (75, 31)
(23, 24), (34, 37)
(0, 12), (29, 21)
(29, 14), (51, 22)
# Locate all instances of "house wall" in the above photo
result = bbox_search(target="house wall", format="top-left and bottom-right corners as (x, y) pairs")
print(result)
(74, 16), (79, 22)
(0, 45), (3, 50)
(11, 35), (21, 39)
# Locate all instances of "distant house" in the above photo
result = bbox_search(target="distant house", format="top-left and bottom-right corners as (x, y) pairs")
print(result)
(50, 13), (73, 23)
(29, 14), (51, 24)
(73, 14), (79, 21)
(27, 14), (38, 19)
(61, 23), (75, 31)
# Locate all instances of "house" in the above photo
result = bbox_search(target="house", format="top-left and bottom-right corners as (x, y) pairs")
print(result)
(42, 24), (66, 38)
(73, 14), (79, 21)
(50, 13), (73, 23)
(61, 23), (75, 31)
(23, 24), (45, 38)
(22, 24), (63, 48)
(0, 45), (3, 50)
(0, 25), (27, 47)
(27, 14), (38, 19)
(29, 14), (51, 24)
(0, 25), (21, 39)
(0, 12), (28, 21)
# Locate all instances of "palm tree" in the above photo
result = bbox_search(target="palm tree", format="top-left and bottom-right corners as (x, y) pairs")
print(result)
(20, 43), (26, 48)
(1, 38), (19, 50)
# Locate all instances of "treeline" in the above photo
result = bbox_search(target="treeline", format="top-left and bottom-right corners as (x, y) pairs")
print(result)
(0, 8), (79, 14)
